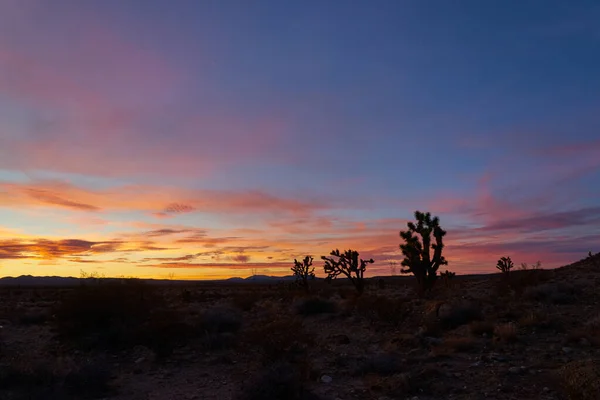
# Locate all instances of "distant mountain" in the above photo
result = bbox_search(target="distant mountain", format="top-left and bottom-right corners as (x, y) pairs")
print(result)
(0, 274), (299, 287)
(0, 275), (80, 287)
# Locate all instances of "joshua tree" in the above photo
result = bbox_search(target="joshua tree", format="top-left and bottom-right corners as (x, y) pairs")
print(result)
(399, 211), (447, 293)
(322, 249), (374, 294)
(291, 256), (315, 292)
(389, 261), (398, 276)
(441, 270), (456, 288)
(496, 256), (514, 276)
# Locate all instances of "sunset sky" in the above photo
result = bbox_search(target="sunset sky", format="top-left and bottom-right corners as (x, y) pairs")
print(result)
(1, 1), (599, 279)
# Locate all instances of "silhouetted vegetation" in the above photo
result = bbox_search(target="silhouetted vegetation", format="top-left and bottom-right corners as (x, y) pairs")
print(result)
(399, 210), (447, 294)
(291, 255), (315, 292)
(496, 256), (514, 276)
(322, 249), (374, 294)
(440, 270), (456, 288)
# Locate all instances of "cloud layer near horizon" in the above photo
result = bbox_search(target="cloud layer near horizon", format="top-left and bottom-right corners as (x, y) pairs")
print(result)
(1, 1), (599, 279)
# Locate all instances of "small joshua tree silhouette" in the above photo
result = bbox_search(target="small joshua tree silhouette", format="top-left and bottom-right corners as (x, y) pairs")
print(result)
(322, 249), (374, 295)
(496, 256), (514, 277)
(291, 256), (315, 292)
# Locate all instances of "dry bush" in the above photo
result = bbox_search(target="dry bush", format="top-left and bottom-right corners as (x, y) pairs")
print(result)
(494, 322), (518, 342)
(295, 297), (337, 316)
(357, 352), (404, 376)
(518, 310), (555, 330)
(54, 281), (187, 355)
(231, 291), (263, 312)
(62, 358), (114, 398)
(566, 314), (600, 346)
(197, 306), (243, 350)
(559, 359), (600, 400)
(442, 337), (477, 352)
(243, 316), (314, 364)
(469, 321), (495, 336)
(18, 310), (50, 326)
(510, 269), (553, 294)
(0, 356), (113, 399)
(523, 282), (577, 304)
(364, 373), (412, 399)
(438, 301), (483, 329)
(354, 295), (408, 327)
(237, 361), (319, 400)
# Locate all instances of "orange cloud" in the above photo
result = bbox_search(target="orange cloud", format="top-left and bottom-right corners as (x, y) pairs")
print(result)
(0, 180), (331, 217)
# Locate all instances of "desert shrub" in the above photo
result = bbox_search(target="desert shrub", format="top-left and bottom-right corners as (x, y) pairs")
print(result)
(231, 291), (263, 312)
(55, 282), (154, 337)
(469, 321), (495, 336)
(243, 317), (314, 364)
(508, 269), (553, 296)
(197, 306), (243, 350)
(354, 295), (408, 327)
(524, 282), (577, 304)
(337, 287), (359, 300)
(559, 359), (600, 400)
(180, 289), (193, 303)
(566, 314), (600, 346)
(440, 270), (456, 289)
(19, 310), (49, 326)
(63, 359), (113, 398)
(494, 322), (518, 342)
(138, 310), (196, 358)
(357, 352), (404, 376)
(438, 302), (483, 329)
(198, 306), (242, 334)
(54, 281), (187, 354)
(0, 361), (58, 390)
(0, 356), (114, 399)
(295, 297), (337, 316)
(441, 337), (477, 353)
(518, 311), (555, 330)
(238, 361), (319, 400)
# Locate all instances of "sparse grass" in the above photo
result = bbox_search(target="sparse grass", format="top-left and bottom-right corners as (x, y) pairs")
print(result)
(357, 352), (404, 376)
(494, 322), (518, 342)
(438, 301), (483, 329)
(524, 282), (577, 304)
(518, 310), (555, 330)
(295, 297), (337, 316)
(231, 291), (263, 312)
(442, 337), (477, 352)
(364, 373), (412, 398)
(559, 359), (600, 400)
(197, 306), (243, 350)
(469, 321), (495, 336)
(54, 281), (188, 355)
(62, 359), (114, 398)
(565, 314), (600, 346)
(0, 356), (113, 399)
(238, 361), (318, 400)
(243, 316), (314, 364)
(19, 310), (50, 326)
(354, 295), (408, 327)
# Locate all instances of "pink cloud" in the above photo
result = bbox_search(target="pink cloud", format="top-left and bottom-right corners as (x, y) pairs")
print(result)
(0, 180), (331, 217)
(0, 4), (287, 178)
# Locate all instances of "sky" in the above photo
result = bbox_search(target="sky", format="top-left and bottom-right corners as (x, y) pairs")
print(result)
(0, 0), (599, 279)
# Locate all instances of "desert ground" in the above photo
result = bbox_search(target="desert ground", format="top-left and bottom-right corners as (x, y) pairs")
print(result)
(1, 254), (599, 400)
